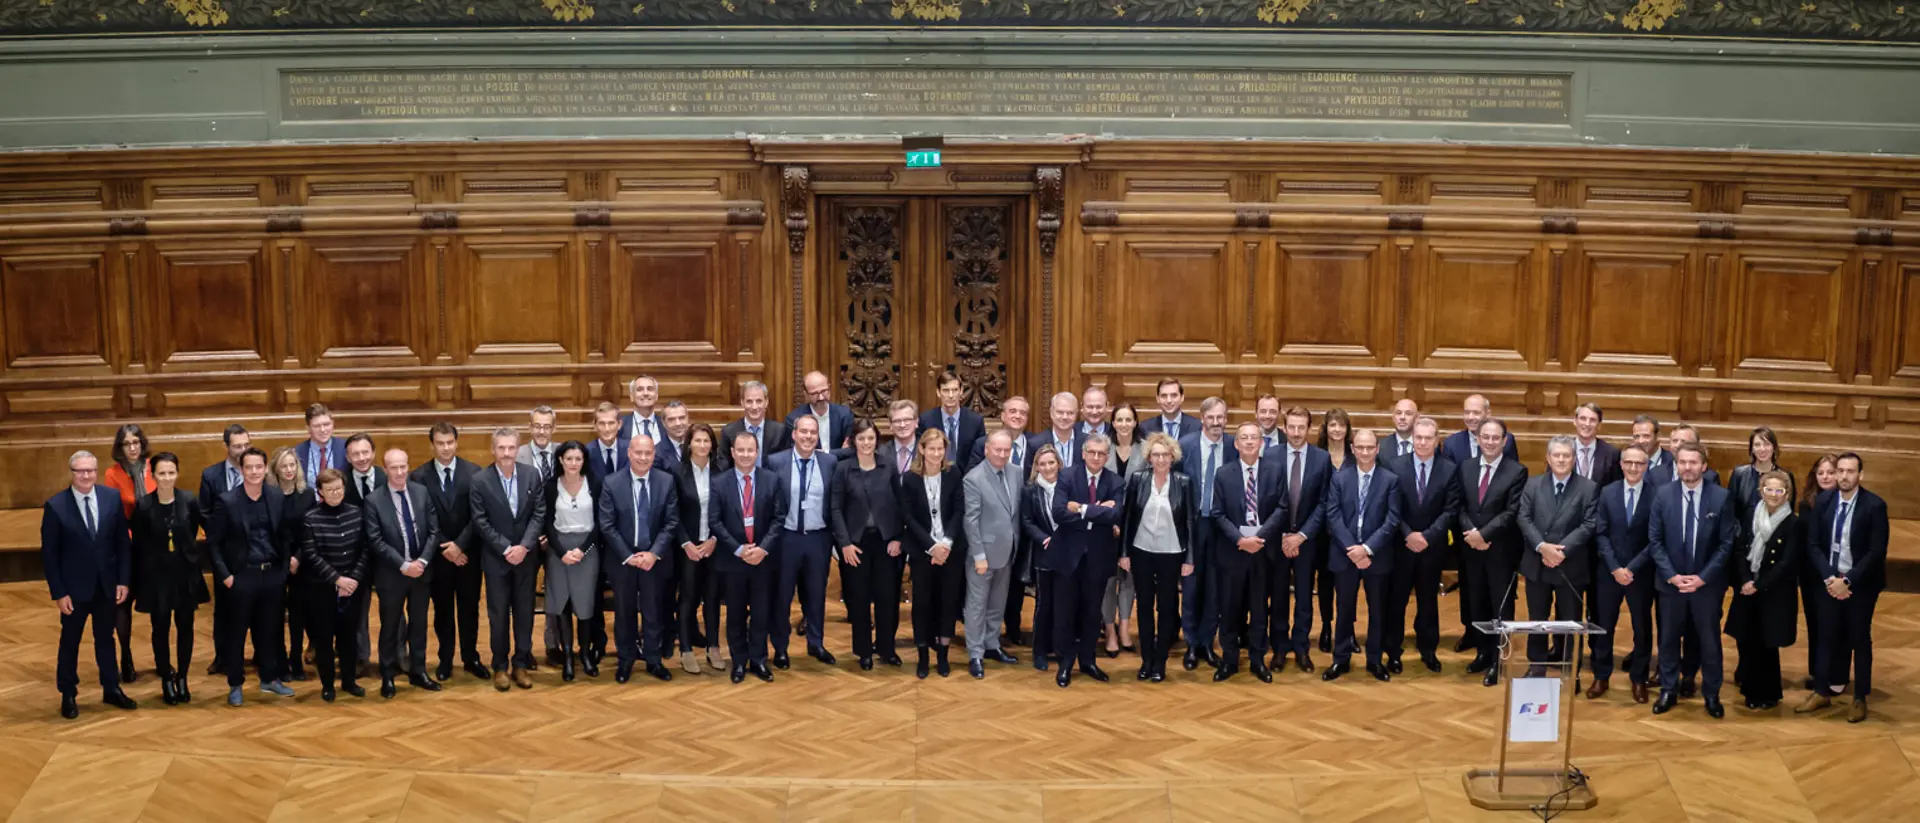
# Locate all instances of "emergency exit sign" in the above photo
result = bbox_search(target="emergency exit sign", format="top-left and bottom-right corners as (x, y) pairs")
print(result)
(905, 149), (942, 168)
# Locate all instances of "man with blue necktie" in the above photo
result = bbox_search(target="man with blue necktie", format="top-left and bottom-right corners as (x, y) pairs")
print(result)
(469, 428), (548, 692)
(43, 450), (137, 719)
(766, 416), (838, 669)
(1140, 378), (1201, 442)
(1648, 442), (1734, 718)
(923, 372), (986, 464)
(1177, 397), (1232, 671)
(198, 424), (252, 677)
(720, 381), (791, 472)
(599, 435), (681, 683)
(1321, 429), (1401, 682)
(1797, 452), (1889, 723)
(621, 375), (665, 447)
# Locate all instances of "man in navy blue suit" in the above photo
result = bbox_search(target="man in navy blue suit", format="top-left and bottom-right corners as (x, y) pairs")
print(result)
(1211, 423), (1285, 682)
(765, 415), (838, 668)
(1589, 445), (1657, 704)
(1270, 405), (1332, 673)
(296, 403), (349, 490)
(786, 370), (855, 453)
(586, 402), (629, 480)
(620, 375), (666, 446)
(598, 435), (682, 683)
(1138, 378), (1200, 441)
(1321, 430), (1401, 682)
(1648, 442), (1734, 718)
(1386, 417), (1459, 675)
(1797, 452), (1891, 723)
(922, 372), (987, 470)
(43, 450), (137, 718)
(1049, 434), (1125, 688)
(710, 431), (788, 683)
(1176, 397), (1232, 669)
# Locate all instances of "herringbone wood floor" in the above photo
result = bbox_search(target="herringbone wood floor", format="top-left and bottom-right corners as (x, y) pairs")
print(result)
(2, 572), (1917, 823)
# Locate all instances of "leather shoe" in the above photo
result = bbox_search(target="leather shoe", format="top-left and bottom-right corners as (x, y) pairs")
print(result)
(986, 648), (1019, 665)
(859, 656), (874, 671)
(1295, 654), (1315, 674)
(808, 646), (837, 666)
(969, 659), (985, 679)
(1452, 636), (1474, 653)
(1318, 629), (1333, 654)
(1137, 666), (1152, 681)
(1368, 664), (1391, 683)
(615, 664), (633, 684)
(880, 653), (903, 668)
(102, 690), (137, 710)
(59, 695), (77, 719)
(408, 674), (441, 692)
(1150, 670), (1165, 683)
(1212, 666), (1237, 682)
(1202, 647), (1221, 668)
(1250, 661), (1273, 683)
(749, 662), (774, 682)
(465, 662), (492, 680)
(1421, 654), (1442, 673)
(1652, 692), (1677, 715)
(1678, 678), (1697, 699)
(492, 671), (512, 692)
(645, 662), (673, 682)
(1465, 655), (1492, 674)
(771, 651), (791, 670)
(1182, 649), (1199, 671)
(1795, 691), (1833, 713)
(582, 656), (600, 678)
(1632, 682), (1650, 704)
(434, 662), (452, 682)
(1320, 662), (1350, 682)
(730, 664), (746, 684)
(342, 682), (366, 698)
(511, 667), (533, 689)
(1081, 665), (1110, 683)
(322, 685), (336, 703)
(1705, 696), (1725, 719)
(1849, 697), (1869, 723)
(1056, 667), (1071, 688)
(546, 649), (565, 667)
(1482, 668), (1499, 688)
(381, 678), (397, 699)
(1387, 657), (1403, 675)
(1586, 679), (1610, 700)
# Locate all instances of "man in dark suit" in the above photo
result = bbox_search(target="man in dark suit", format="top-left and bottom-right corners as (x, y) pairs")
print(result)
(1212, 423), (1284, 682)
(1139, 377), (1201, 441)
(620, 374), (666, 446)
(1458, 417), (1530, 686)
(1076, 386), (1112, 440)
(711, 430), (788, 683)
(364, 447), (441, 698)
(765, 415), (838, 668)
(880, 400), (921, 476)
(470, 427), (548, 691)
(1176, 397), (1232, 669)
(1440, 394), (1520, 468)
(587, 402), (630, 480)
(339, 432), (382, 679)
(208, 447), (297, 706)
(1270, 405), (1332, 673)
(1322, 429), (1402, 682)
(599, 435), (682, 683)
(1640, 420), (1717, 692)
(1387, 417), (1459, 674)
(923, 372), (987, 465)
(1590, 445), (1656, 703)
(43, 450), (137, 718)
(516, 405), (561, 483)
(1571, 403), (1623, 489)
(969, 395), (1032, 473)
(1647, 442), (1734, 718)
(1385, 398), (1420, 459)
(411, 422), (486, 683)
(654, 400), (691, 474)
(719, 380), (791, 472)
(1797, 452), (1890, 723)
(295, 403), (349, 490)
(1048, 434), (1125, 688)
(1517, 435), (1601, 670)
(199, 423), (251, 676)
(1034, 391), (1085, 472)
(1646, 423), (1721, 487)
(1254, 394), (1285, 456)
(786, 370), (855, 452)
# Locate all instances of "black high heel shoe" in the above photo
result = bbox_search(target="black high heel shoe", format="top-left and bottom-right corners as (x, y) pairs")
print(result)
(935, 645), (952, 678)
(562, 653), (577, 682)
(915, 647), (931, 680)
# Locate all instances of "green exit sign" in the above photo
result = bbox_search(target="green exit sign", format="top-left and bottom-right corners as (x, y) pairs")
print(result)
(905, 149), (942, 168)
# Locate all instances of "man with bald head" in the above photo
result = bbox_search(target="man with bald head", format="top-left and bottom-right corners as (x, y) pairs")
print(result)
(962, 430), (1024, 677)
(1442, 394), (1518, 653)
(1078, 386), (1112, 439)
(364, 447), (440, 697)
(1387, 399), (1420, 459)
(1034, 392), (1085, 472)
(785, 370), (855, 452)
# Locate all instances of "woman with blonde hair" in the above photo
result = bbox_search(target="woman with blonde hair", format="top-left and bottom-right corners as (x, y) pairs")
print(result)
(899, 428), (967, 679)
(1120, 432), (1196, 681)
(270, 445), (315, 681)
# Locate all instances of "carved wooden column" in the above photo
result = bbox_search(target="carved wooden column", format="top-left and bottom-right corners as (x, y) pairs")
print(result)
(1035, 166), (1063, 399)
(782, 165), (810, 406)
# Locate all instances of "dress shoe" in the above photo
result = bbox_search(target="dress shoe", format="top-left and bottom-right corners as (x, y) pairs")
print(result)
(1421, 654), (1442, 673)
(1849, 697), (1869, 723)
(582, 656), (600, 678)
(547, 649), (565, 667)
(1321, 662), (1350, 682)
(1183, 649), (1199, 671)
(381, 678), (397, 699)
(1212, 665), (1238, 682)
(492, 670), (513, 692)
(227, 687), (244, 707)
(1482, 669), (1499, 688)
(1652, 692), (1677, 715)
(1104, 646), (1120, 659)
(916, 649), (931, 680)
(321, 685), (336, 703)
(1585, 679), (1610, 700)
(771, 651), (791, 670)
(1754, 699), (1779, 711)
(935, 647), (952, 678)
(562, 655), (577, 682)
(1795, 691), (1833, 713)
(1318, 629), (1333, 654)
(1387, 657), (1403, 675)
(730, 664), (746, 684)
(1250, 660), (1274, 683)
(1705, 696), (1725, 719)
(1368, 664), (1391, 682)
(808, 646), (837, 666)
(287, 665), (309, 683)
(511, 667), (533, 689)
(59, 695), (78, 719)
(1295, 654), (1315, 674)
(615, 664), (633, 684)
(986, 648), (1019, 665)
(1203, 647), (1221, 668)
(1150, 670), (1165, 683)
(859, 656), (874, 671)
(174, 675), (192, 704)
(880, 652), (903, 668)
(1056, 667), (1072, 688)
(408, 673), (441, 692)
(1632, 682), (1650, 704)
(1678, 678), (1697, 699)
(1524, 665), (1548, 679)
(342, 682), (366, 698)
(260, 681), (295, 697)
(1080, 664), (1110, 683)
(1453, 636), (1473, 653)
(749, 662), (774, 682)
(435, 662), (453, 682)
(121, 653), (137, 683)
(465, 662), (492, 681)
(680, 652), (701, 676)
(1137, 666), (1152, 681)
(970, 659), (986, 679)
(645, 662), (673, 682)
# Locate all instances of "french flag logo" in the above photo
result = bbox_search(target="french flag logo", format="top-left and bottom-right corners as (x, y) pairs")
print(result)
(1516, 703), (1551, 716)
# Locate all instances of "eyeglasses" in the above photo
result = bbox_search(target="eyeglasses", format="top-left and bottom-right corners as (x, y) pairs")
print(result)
(1621, 460), (1649, 467)
(70, 467), (97, 475)
(1083, 449), (1109, 457)
(1761, 487), (1788, 495)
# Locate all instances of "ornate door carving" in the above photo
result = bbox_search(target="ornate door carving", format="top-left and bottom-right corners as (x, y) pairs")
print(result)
(820, 196), (1025, 418)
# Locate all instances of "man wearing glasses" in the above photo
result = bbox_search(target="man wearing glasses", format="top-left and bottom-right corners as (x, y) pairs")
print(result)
(44, 451), (138, 718)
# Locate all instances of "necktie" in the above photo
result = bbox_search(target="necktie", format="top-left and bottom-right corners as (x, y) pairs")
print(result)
(1058, 438), (1072, 468)
(1167, 419), (1180, 440)
(998, 467), (1013, 505)
(504, 471), (518, 519)
(320, 443), (330, 471)
(1288, 450), (1303, 523)
(742, 473), (756, 543)
(1477, 463), (1492, 504)
(605, 445), (615, 474)
(946, 416), (957, 445)
(228, 465), (241, 491)
(1626, 486), (1637, 519)
(898, 446), (911, 475)
(1201, 442), (1217, 513)
(797, 458), (813, 530)
(634, 477), (650, 549)
(397, 490), (417, 558)
(1244, 465), (1257, 526)
(538, 450), (551, 480)
(1357, 472), (1370, 532)
(362, 475), (374, 499)
(1417, 461), (1428, 503)
(1579, 447), (1592, 478)
(442, 467), (453, 494)
(1089, 476), (1098, 516)
(1832, 500), (1850, 570)
(1683, 489), (1697, 565)
(1554, 481), (1565, 504)
(1011, 438), (1023, 468)
(748, 424), (763, 465)
(83, 494), (97, 536)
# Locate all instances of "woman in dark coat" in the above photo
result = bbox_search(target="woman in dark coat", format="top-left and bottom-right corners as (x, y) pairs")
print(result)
(131, 451), (208, 704)
(830, 418), (905, 671)
(899, 428), (967, 679)
(541, 440), (602, 681)
(1119, 433), (1196, 682)
(1725, 470), (1801, 711)
(1021, 445), (1063, 671)
(1727, 426), (1794, 521)
(1798, 453), (1841, 691)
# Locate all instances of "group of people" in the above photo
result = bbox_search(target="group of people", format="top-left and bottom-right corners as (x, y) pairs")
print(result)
(42, 373), (1891, 724)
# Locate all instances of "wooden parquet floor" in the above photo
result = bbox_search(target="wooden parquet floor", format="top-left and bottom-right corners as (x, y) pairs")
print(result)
(1, 578), (1917, 822)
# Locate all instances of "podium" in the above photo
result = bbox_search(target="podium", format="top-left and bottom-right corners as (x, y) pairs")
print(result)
(1462, 619), (1605, 812)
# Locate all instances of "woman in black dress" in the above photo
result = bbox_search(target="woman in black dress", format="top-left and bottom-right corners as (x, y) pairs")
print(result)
(1798, 453), (1841, 691)
(1726, 471), (1801, 711)
(900, 428), (966, 679)
(831, 419), (905, 670)
(1727, 426), (1794, 519)
(131, 452), (208, 705)
(673, 424), (724, 675)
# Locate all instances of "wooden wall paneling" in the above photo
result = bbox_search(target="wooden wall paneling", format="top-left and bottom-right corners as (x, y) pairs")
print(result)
(301, 174), (418, 208)
(455, 234), (577, 405)
(1895, 257), (1920, 382)
(306, 238), (431, 409)
(1114, 236), (1237, 362)
(0, 245), (116, 417)
(611, 235), (725, 360)
(1724, 249), (1851, 383)
(1417, 239), (1541, 368)
(1272, 238), (1387, 361)
(145, 178), (264, 211)
(1572, 242), (1692, 371)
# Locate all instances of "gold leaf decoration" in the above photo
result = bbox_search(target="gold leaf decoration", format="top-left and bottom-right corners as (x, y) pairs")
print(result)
(1622, 0), (1682, 32)
(1256, 0), (1312, 24)
(164, 0), (230, 26)
(889, 0), (962, 20)
(541, 0), (596, 21)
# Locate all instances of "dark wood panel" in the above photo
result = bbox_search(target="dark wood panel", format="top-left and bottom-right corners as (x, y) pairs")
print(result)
(1576, 246), (1688, 368)
(307, 241), (423, 363)
(1729, 252), (1847, 375)
(1420, 242), (1535, 364)
(0, 250), (109, 370)
(1274, 241), (1378, 358)
(460, 238), (573, 359)
(152, 243), (269, 368)
(615, 239), (719, 355)
(1117, 238), (1232, 360)
(1896, 260), (1920, 379)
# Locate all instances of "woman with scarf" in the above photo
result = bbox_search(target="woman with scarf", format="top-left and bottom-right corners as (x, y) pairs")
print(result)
(1724, 470), (1801, 711)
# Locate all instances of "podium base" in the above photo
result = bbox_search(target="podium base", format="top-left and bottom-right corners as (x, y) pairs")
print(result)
(1463, 768), (1597, 811)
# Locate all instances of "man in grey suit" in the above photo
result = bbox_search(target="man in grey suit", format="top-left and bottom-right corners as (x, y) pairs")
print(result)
(1517, 434), (1601, 669)
(364, 447), (441, 698)
(470, 427), (548, 691)
(962, 430), (1024, 678)
(516, 405), (565, 666)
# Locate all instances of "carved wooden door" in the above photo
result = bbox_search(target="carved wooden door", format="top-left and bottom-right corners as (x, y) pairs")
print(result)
(819, 196), (1026, 419)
